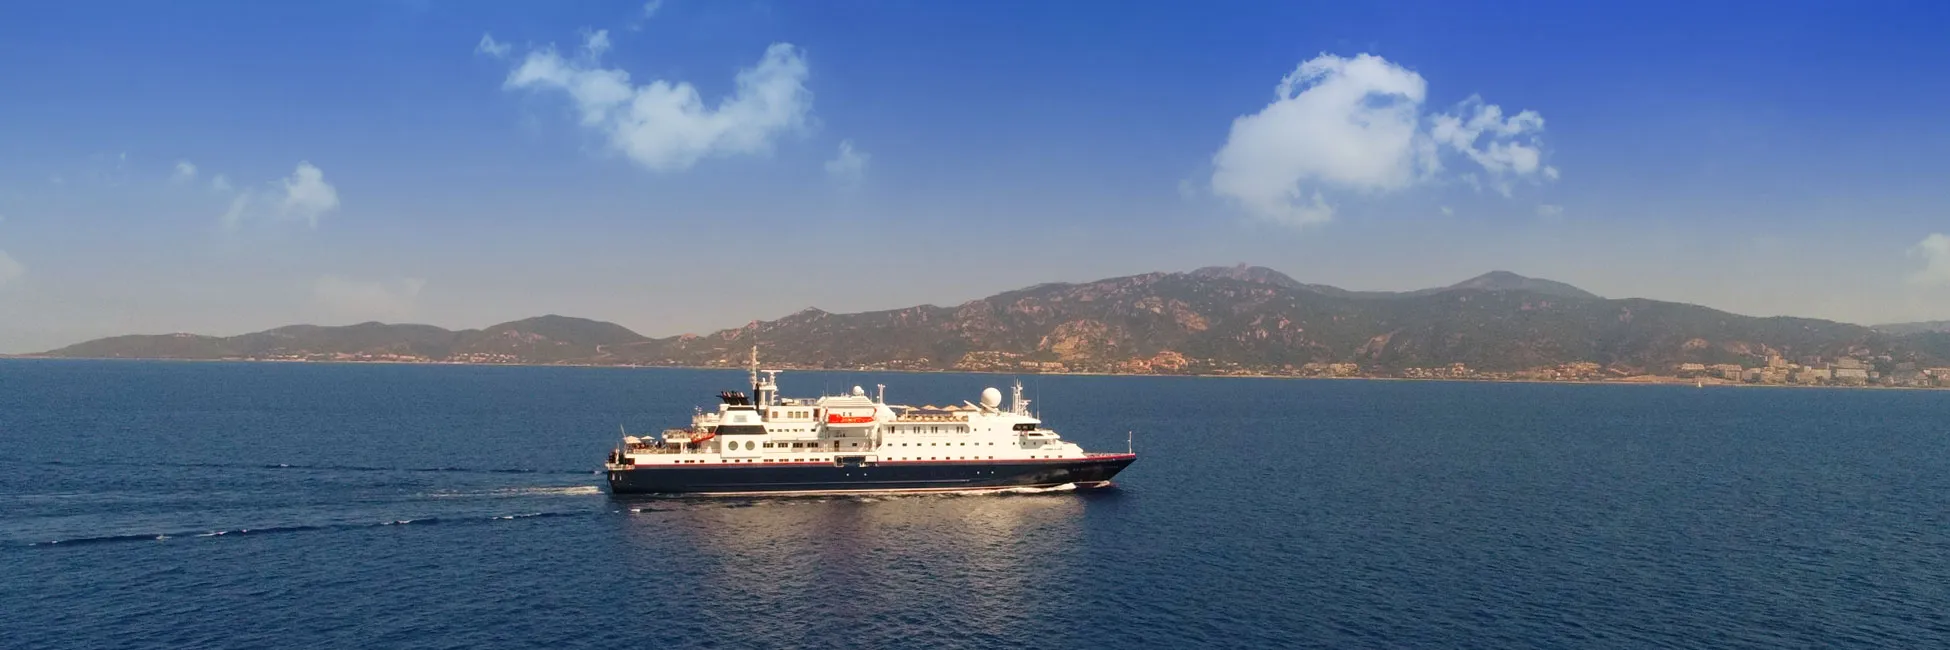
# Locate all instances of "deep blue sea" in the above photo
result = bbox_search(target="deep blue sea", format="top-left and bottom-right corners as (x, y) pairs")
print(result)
(4, 359), (1949, 648)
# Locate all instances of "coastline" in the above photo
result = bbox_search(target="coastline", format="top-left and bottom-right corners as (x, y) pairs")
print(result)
(6, 355), (1942, 392)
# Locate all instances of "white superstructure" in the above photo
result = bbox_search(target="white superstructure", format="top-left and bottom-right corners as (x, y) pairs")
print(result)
(617, 348), (1090, 467)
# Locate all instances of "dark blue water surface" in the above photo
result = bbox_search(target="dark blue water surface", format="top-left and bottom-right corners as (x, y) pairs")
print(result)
(4, 360), (1949, 648)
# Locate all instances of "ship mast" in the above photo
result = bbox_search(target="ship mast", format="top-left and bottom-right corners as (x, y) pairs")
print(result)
(748, 344), (778, 408)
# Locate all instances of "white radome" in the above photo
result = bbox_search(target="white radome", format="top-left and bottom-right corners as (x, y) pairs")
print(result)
(980, 387), (1003, 408)
(852, 385), (867, 397)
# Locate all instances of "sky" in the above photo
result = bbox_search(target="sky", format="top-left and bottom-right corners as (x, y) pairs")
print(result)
(3, 0), (1949, 352)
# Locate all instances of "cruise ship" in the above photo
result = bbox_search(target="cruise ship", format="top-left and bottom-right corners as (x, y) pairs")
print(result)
(603, 349), (1136, 495)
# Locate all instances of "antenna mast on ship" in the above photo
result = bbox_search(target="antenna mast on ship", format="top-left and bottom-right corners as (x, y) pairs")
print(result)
(748, 344), (759, 391)
(749, 344), (779, 407)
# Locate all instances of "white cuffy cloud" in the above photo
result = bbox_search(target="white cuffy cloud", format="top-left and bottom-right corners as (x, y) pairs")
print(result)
(1910, 233), (1950, 287)
(278, 162), (339, 224)
(1429, 97), (1557, 196)
(220, 162), (340, 229)
(492, 30), (813, 172)
(171, 160), (198, 183)
(1210, 53), (1556, 227)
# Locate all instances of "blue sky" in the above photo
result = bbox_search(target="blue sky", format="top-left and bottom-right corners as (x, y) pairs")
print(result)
(3, 1), (1948, 352)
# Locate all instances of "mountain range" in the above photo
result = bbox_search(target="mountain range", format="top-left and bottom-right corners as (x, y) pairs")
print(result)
(1873, 320), (1950, 336)
(30, 265), (1950, 376)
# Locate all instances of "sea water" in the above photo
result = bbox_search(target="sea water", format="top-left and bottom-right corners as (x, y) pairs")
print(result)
(4, 360), (1947, 648)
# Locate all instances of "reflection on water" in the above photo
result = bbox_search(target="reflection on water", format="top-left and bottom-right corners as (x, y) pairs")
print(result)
(612, 492), (1087, 645)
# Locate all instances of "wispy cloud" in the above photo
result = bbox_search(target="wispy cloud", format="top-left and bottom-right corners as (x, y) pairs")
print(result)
(1536, 204), (1564, 218)
(1910, 233), (1950, 287)
(824, 139), (869, 188)
(628, 1), (665, 31)
(171, 160), (198, 183)
(0, 214), (21, 288)
(309, 275), (425, 323)
(210, 174), (232, 193)
(476, 33), (510, 58)
(1208, 52), (1555, 228)
(490, 30), (813, 172)
(0, 249), (21, 287)
(221, 162), (341, 229)
(581, 29), (611, 58)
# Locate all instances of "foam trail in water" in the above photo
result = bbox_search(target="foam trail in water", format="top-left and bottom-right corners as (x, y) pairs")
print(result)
(425, 485), (602, 499)
(32, 533), (171, 546)
(991, 483), (1078, 495)
(25, 511), (593, 547)
(32, 458), (589, 475)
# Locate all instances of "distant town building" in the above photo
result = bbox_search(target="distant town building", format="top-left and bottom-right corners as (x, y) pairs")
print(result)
(1832, 366), (1870, 385)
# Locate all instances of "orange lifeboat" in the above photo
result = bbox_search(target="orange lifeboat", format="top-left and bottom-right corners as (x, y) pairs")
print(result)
(826, 413), (875, 425)
(665, 428), (715, 446)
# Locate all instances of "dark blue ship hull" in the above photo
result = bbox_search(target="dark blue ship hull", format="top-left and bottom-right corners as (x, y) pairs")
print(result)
(606, 454), (1135, 495)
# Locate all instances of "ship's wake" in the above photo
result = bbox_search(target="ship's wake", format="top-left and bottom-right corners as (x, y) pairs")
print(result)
(24, 510), (592, 548)
(985, 482), (1079, 495)
(28, 458), (592, 476)
(422, 485), (602, 498)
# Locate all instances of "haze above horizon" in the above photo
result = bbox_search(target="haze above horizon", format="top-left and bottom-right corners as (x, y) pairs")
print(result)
(3, 1), (1948, 353)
